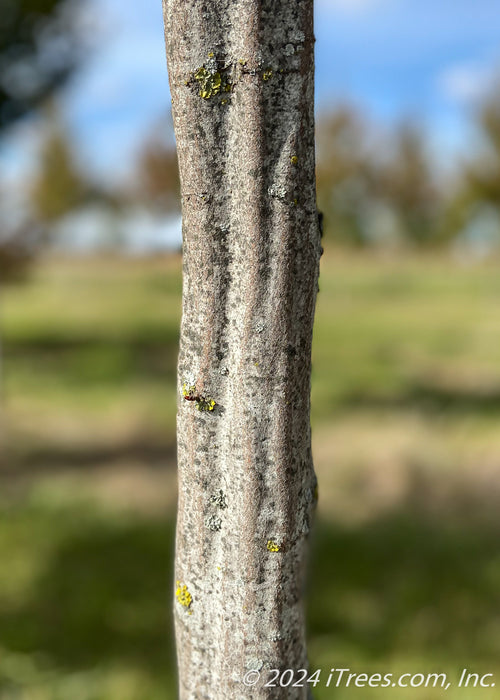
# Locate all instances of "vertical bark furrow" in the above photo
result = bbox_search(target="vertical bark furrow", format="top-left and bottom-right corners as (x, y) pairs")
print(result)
(164, 1), (321, 697)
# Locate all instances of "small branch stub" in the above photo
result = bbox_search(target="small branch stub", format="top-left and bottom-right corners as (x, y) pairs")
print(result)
(182, 383), (216, 412)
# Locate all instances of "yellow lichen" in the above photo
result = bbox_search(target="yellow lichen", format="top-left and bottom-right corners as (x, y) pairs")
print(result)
(191, 60), (232, 100)
(196, 397), (216, 412)
(290, 155), (298, 165)
(182, 383), (197, 398)
(194, 66), (222, 99)
(267, 540), (280, 552)
(262, 70), (273, 81)
(176, 581), (193, 611)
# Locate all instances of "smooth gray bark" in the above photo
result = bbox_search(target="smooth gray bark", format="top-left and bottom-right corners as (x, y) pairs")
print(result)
(163, 1), (321, 697)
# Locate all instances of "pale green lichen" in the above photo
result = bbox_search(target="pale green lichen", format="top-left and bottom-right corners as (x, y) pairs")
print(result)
(176, 581), (193, 613)
(266, 540), (280, 552)
(246, 658), (264, 672)
(290, 30), (306, 43)
(268, 184), (287, 200)
(268, 184), (298, 207)
(205, 514), (222, 531)
(210, 490), (227, 509)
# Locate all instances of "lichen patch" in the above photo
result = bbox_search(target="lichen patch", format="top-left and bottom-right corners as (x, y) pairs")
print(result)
(210, 489), (228, 509)
(205, 514), (223, 531)
(266, 540), (281, 552)
(176, 581), (193, 613)
(190, 53), (232, 100)
(194, 66), (223, 99)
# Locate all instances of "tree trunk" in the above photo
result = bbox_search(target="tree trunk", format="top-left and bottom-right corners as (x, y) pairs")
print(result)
(163, 1), (321, 697)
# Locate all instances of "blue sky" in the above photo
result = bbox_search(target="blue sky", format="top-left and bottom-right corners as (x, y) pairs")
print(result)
(315, 0), (499, 154)
(1, 0), (499, 185)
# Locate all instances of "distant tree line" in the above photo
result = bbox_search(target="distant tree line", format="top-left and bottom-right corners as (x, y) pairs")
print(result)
(28, 111), (180, 252)
(316, 89), (500, 250)
(2, 2), (500, 261)
(7, 67), (500, 257)
(28, 86), (500, 254)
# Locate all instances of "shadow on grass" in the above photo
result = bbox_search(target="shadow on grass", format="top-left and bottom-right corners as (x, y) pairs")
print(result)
(341, 380), (500, 416)
(5, 337), (179, 386)
(308, 503), (500, 666)
(0, 489), (499, 684)
(0, 515), (177, 678)
(2, 440), (176, 477)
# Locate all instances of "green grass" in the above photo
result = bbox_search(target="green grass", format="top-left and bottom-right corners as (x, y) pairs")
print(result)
(2, 256), (181, 454)
(1, 250), (500, 698)
(312, 251), (500, 423)
(0, 498), (176, 700)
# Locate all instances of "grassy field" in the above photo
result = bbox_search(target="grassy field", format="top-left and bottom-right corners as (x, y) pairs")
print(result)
(1, 250), (500, 699)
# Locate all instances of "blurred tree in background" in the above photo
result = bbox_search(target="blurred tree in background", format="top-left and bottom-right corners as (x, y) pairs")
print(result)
(137, 132), (180, 215)
(30, 109), (87, 225)
(316, 109), (442, 248)
(0, 0), (80, 128)
(0, 0), (84, 436)
(375, 123), (440, 247)
(316, 87), (500, 251)
(0, 0), (83, 279)
(468, 90), (500, 205)
(316, 107), (372, 246)
(440, 88), (500, 253)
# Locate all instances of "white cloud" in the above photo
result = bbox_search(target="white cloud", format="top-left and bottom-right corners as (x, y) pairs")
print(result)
(438, 61), (497, 104)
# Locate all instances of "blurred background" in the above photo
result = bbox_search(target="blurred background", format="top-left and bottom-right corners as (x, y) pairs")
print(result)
(1, 0), (500, 697)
